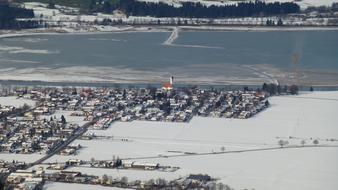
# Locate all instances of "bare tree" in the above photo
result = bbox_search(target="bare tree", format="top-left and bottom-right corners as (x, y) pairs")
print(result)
(278, 140), (288, 148)
(221, 146), (225, 152)
(301, 140), (306, 146)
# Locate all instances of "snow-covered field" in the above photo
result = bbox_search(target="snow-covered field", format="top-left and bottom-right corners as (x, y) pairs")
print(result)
(43, 182), (129, 190)
(40, 91), (338, 190)
(41, 110), (87, 126)
(0, 153), (44, 163)
(0, 65), (276, 85)
(0, 96), (35, 108)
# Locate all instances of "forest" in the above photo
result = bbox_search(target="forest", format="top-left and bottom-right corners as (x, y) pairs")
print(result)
(114, 0), (300, 18)
(0, 2), (37, 29)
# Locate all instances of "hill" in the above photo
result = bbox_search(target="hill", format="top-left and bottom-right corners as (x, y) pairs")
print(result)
(16, 0), (119, 12)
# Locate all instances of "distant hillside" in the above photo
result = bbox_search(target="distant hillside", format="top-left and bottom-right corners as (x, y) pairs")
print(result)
(16, 0), (119, 12)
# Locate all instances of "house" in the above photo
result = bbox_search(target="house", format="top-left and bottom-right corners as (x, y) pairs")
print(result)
(7, 170), (37, 183)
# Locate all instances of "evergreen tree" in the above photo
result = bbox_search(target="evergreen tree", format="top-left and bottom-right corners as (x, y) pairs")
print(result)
(103, 1), (112, 13)
(289, 84), (299, 95)
(61, 115), (67, 124)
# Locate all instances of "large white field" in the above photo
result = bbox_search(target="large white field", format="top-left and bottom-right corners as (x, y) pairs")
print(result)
(41, 91), (338, 190)
(41, 110), (87, 126)
(43, 182), (130, 190)
(0, 96), (36, 108)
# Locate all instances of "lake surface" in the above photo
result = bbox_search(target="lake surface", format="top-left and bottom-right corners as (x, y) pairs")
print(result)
(0, 30), (337, 85)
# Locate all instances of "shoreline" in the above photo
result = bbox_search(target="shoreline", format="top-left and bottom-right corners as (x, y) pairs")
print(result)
(1, 79), (338, 90)
(1, 25), (338, 39)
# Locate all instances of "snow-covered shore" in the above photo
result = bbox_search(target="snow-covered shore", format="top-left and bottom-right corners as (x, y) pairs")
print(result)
(0, 65), (279, 86)
(1, 25), (338, 40)
(1, 64), (338, 86)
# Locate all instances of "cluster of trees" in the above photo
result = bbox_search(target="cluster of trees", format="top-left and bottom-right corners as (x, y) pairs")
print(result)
(266, 18), (283, 26)
(87, 0), (115, 13)
(0, 2), (37, 29)
(113, 0), (300, 18)
(304, 2), (338, 13)
(279, 138), (319, 148)
(261, 83), (299, 95)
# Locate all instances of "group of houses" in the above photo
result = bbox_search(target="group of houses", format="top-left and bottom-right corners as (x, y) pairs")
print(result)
(5, 80), (268, 126)
(0, 111), (77, 154)
(6, 166), (219, 190)
(0, 83), (269, 156)
(0, 83), (269, 189)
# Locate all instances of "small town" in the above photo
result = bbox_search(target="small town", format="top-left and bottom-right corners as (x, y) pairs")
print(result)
(1, 0), (338, 189)
(0, 78), (282, 189)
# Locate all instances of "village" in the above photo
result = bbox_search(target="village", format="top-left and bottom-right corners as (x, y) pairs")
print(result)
(0, 81), (336, 190)
(0, 78), (270, 154)
(0, 77), (274, 189)
(0, 76), (312, 190)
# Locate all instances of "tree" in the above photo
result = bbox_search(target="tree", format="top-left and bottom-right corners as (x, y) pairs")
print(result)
(265, 100), (270, 107)
(61, 115), (66, 124)
(289, 84), (299, 95)
(310, 86), (314, 92)
(313, 139), (319, 146)
(262, 83), (268, 92)
(103, 1), (112, 13)
(221, 146), (225, 152)
(301, 140), (306, 146)
(278, 140), (288, 148)
(90, 157), (95, 164)
(22, 103), (31, 111)
(47, 2), (55, 9)
(89, 0), (96, 12)
(243, 86), (249, 92)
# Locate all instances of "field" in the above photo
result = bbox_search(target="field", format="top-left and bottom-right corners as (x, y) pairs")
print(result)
(43, 182), (130, 190)
(18, 0), (120, 11)
(39, 91), (338, 190)
(0, 96), (35, 108)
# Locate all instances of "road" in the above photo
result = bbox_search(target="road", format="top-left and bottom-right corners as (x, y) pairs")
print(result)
(27, 119), (97, 168)
(40, 144), (338, 166)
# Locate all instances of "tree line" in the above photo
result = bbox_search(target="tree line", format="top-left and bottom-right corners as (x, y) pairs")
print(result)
(261, 83), (299, 95)
(113, 0), (300, 18)
(0, 2), (38, 29)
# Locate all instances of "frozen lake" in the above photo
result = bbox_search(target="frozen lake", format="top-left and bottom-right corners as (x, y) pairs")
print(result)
(0, 31), (338, 85)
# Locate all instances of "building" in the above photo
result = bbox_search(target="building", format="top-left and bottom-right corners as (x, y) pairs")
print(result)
(162, 76), (174, 91)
